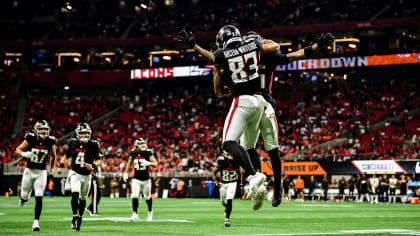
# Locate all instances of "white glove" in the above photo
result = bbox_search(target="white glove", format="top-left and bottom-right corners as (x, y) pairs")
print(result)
(21, 151), (33, 159)
(139, 159), (151, 167)
(123, 172), (128, 182)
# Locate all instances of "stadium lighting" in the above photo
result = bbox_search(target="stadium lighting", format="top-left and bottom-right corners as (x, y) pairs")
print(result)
(73, 57), (80, 63)
(348, 43), (357, 49)
(64, 86), (70, 90)
(65, 2), (72, 11)
(140, 3), (147, 9)
(333, 38), (360, 53)
(162, 55), (172, 60)
(55, 52), (82, 67)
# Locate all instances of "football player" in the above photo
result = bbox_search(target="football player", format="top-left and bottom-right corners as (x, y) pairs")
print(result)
(15, 120), (58, 231)
(178, 29), (334, 207)
(212, 152), (241, 227)
(123, 138), (157, 222)
(59, 123), (102, 231)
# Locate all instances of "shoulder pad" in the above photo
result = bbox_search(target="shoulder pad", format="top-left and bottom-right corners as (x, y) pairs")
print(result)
(216, 156), (225, 162)
(48, 136), (57, 143)
(90, 140), (100, 146)
(25, 132), (36, 139)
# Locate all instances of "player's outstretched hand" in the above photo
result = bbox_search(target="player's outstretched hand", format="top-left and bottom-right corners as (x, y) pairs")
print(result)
(21, 151), (33, 159)
(317, 33), (335, 49)
(177, 30), (196, 48)
(84, 163), (93, 170)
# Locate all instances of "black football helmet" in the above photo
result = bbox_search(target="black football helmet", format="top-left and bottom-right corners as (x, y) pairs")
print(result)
(216, 25), (242, 50)
(75, 122), (91, 143)
(34, 120), (50, 140)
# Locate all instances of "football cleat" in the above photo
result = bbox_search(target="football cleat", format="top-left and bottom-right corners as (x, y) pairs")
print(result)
(32, 220), (40, 231)
(19, 198), (26, 207)
(129, 213), (139, 221)
(252, 185), (267, 211)
(91, 212), (101, 216)
(272, 182), (283, 207)
(246, 172), (266, 200)
(224, 219), (231, 227)
(147, 210), (153, 222)
(76, 216), (82, 231)
(71, 216), (78, 229)
(85, 208), (93, 216)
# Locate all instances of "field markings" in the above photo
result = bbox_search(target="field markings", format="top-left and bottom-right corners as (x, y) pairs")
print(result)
(298, 204), (354, 208)
(0, 213), (5, 215)
(217, 229), (420, 236)
(63, 217), (192, 223)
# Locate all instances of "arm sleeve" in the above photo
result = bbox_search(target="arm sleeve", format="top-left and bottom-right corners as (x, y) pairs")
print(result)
(274, 52), (291, 65)
(94, 142), (100, 160)
(213, 51), (222, 67)
(66, 139), (74, 157)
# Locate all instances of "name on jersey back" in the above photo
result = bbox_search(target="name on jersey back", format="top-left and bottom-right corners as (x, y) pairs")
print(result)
(223, 42), (258, 58)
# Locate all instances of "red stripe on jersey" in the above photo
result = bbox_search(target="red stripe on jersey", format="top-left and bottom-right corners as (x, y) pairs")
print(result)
(269, 74), (273, 93)
(274, 115), (278, 135)
(224, 97), (239, 140)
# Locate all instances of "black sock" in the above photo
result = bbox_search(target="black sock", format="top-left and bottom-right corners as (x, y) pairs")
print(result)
(132, 198), (139, 213)
(268, 148), (282, 193)
(146, 199), (152, 212)
(223, 141), (256, 176)
(247, 148), (260, 172)
(78, 200), (86, 217)
(225, 199), (232, 219)
(71, 192), (79, 215)
(34, 196), (42, 220)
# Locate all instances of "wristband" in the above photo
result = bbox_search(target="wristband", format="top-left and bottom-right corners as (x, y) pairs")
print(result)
(304, 46), (315, 57)
(59, 163), (65, 168)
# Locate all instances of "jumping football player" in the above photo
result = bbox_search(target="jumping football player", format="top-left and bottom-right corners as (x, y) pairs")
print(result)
(212, 152), (241, 227)
(123, 138), (157, 222)
(178, 29), (334, 207)
(59, 123), (102, 231)
(15, 120), (58, 231)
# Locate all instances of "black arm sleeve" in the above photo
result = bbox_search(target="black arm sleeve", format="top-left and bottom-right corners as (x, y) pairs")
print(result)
(274, 52), (291, 65)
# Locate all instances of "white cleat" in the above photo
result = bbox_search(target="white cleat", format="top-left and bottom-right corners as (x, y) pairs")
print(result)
(252, 185), (267, 211)
(147, 210), (153, 222)
(246, 172), (266, 200)
(129, 213), (139, 221)
(32, 220), (40, 231)
(224, 219), (230, 227)
(19, 199), (25, 207)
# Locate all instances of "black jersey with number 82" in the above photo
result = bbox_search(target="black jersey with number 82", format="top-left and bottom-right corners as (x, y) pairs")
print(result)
(213, 39), (263, 97)
(217, 156), (240, 183)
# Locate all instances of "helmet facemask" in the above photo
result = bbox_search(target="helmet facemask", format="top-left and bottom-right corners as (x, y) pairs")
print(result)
(34, 120), (50, 140)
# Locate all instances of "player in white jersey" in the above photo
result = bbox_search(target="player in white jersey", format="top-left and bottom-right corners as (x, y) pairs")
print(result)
(15, 120), (58, 231)
(388, 174), (398, 203)
(369, 174), (379, 204)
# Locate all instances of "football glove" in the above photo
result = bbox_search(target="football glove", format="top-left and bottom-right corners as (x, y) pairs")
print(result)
(21, 151), (34, 159)
(178, 30), (196, 48)
(123, 172), (128, 182)
(139, 159), (151, 167)
(317, 33), (335, 49)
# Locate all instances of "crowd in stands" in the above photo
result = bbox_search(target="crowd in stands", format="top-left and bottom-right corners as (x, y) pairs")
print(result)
(1, 0), (418, 40)
(1, 77), (419, 174)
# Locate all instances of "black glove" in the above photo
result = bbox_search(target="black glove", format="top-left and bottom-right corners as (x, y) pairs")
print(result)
(177, 30), (196, 48)
(317, 33), (335, 49)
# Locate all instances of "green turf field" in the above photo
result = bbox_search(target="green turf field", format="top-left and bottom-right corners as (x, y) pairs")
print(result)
(1, 196), (420, 235)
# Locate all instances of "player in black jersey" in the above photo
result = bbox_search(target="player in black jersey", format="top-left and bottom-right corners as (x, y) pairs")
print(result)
(179, 29), (334, 207)
(59, 123), (102, 231)
(212, 152), (241, 227)
(15, 120), (58, 231)
(123, 138), (157, 221)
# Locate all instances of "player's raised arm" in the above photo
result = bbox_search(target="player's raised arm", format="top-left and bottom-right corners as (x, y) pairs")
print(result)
(178, 30), (213, 62)
(286, 32), (335, 61)
(261, 40), (280, 54)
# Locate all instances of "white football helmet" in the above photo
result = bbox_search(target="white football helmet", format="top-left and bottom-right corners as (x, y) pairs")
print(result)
(75, 123), (91, 143)
(134, 138), (147, 151)
(34, 120), (50, 140)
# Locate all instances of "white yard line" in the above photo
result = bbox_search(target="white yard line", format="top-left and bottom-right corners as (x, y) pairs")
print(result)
(63, 217), (192, 223)
(216, 229), (420, 236)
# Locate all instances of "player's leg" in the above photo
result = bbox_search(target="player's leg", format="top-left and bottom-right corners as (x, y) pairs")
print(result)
(222, 96), (256, 176)
(75, 175), (91, 231)
(20, 168), (34, 206)
(32, 170), (47, 231)
(70, 172), (81, 229)
(223, 96), (266, 200)
(219, 183), (229, 226)
(224, 182), (237, 227)
(86, 179), (95, 215)
(130, 179), (140, 220)
(259, 113), (282, 207)
(143, 179), (153, 221)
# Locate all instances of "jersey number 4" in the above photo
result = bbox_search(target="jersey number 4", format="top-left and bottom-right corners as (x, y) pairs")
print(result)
(75, 152), (85, 167)
(228, 51), (259, 83)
